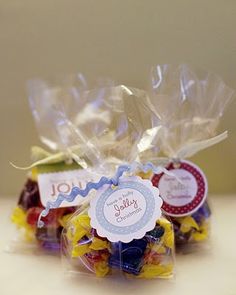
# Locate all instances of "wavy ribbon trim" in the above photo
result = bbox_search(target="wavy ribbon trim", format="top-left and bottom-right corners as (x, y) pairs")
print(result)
(37, 162), (171, 228)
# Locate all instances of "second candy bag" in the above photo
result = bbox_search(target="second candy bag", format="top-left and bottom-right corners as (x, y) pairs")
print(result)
(145, 64), (234, 249)
(10, 76), (124, 253)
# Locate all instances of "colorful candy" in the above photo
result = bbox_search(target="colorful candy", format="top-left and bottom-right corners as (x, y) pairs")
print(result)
(170, 202), (211, 245)
(63, 213), (175, 279)
(11, 175), (76, 251)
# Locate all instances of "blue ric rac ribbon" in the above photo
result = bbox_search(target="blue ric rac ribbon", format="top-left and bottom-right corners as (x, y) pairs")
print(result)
(37, 162), (169, 228)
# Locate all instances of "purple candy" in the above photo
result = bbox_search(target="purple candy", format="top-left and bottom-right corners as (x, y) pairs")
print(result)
(18, 179), (42, 210)
(40, 241), (60, 251)
(192, 202), (211, 224)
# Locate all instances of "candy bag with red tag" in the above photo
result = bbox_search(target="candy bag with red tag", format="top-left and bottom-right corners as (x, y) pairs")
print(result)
(145, 64), (234, 249)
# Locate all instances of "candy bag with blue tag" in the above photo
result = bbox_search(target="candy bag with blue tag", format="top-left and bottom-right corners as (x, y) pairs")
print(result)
(144, 64), (234, 249)
(38, 90), (176, 279)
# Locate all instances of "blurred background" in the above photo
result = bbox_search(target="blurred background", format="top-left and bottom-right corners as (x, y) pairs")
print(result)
(0, 0), (235, 196)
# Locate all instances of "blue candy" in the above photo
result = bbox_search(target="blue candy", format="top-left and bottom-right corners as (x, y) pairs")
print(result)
(109, 239), (148, 275)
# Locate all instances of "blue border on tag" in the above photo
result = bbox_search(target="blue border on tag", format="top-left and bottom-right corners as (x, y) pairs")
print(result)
(95, 180), (156, 235)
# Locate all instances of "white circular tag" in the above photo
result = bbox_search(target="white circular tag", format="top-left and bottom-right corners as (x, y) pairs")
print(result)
(152, 160), (208, 217)
(88, 176), (163, 243)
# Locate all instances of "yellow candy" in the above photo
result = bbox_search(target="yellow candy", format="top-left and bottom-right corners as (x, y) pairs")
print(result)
(11, 206), (35, 242)
(156, 218), (174, 249)
(137, 170), (153, 180)
(89, 237), (110, 251)
(163, 230), (174, 249)
(179, 216), (200, 233)
(59, 213), (74, 228)
(151, 244), (166, 254)
(11, 207), (27, 228)
(67, 214), (91, 245)
(71, 214), (91, 229)
(191, 222), (209, 242)
(72, 244), (91, 257)
(24, 228), (35, 242)
(94, 261), (110, 277)
(138, 264), (173, 279)
(70, 227), (89, 246)
(157, 217), (172, 232)
(66, 226), (83, 245)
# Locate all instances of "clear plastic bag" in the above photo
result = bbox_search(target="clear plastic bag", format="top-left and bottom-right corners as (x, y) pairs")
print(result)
(36, 84), (176, 279)
(62, 207), (174, 279)
(146, 64), (234, 249)
(10, 75), (168, 262)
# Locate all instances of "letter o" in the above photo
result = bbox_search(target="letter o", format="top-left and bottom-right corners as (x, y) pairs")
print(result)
(57, 183), (71, 194)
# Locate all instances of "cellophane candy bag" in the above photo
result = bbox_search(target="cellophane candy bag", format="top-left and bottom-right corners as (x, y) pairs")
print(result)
(146, 64), (234, 249)
(10, 75), (118, 253)
(40, 85), (176, 279)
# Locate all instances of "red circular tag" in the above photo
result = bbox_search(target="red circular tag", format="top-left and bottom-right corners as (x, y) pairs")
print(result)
(152, 160), (208, 217)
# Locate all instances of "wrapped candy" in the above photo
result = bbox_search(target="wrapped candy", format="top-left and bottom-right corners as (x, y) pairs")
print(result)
(39, 86), (175, 279)
(144, 64), (234, 248)
(11, 162), (80, 252)
(62, 207), (174, 278)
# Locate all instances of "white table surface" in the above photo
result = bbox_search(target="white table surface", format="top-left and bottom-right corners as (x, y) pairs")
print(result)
(0, 195), (236, 295)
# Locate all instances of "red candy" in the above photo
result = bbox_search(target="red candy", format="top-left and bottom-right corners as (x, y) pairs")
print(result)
(26, 207), (42, 226)
(27, 207), (67, 227)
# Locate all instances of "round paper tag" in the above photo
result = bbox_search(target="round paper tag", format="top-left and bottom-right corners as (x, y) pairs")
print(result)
(152, 160), (208, 217)
(88, 176), (163, 243)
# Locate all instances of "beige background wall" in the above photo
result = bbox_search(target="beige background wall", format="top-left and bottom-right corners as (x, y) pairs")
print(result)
(0, 0), (235, 196)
